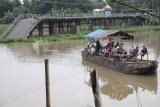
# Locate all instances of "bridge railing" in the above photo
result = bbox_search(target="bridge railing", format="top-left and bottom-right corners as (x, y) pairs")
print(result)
(19, 13), (143, 20)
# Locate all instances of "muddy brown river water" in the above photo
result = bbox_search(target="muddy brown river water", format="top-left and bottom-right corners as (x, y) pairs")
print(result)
(0, 31), (160, 107)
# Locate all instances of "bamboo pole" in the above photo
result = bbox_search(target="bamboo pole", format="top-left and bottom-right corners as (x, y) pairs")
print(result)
(45, 59), (51, 107)
(112, 0), (160, 19)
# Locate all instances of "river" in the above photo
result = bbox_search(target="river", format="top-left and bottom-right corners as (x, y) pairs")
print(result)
(0, 31), (160, 107)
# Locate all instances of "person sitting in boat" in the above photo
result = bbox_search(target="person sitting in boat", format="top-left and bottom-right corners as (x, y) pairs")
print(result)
(103, 47), (111, 57)
(118, 45), (124, 54)
(86, 39), (96, 54)
(115, 42), (120, 48)
(130, 46), (139, 57)
(117, 45), (127, 60)
(95, 39), (102, 55)
(141, 45), (148, 60)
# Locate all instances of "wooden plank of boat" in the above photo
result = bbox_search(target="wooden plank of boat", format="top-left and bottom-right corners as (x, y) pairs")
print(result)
(82, 50), (158, 75)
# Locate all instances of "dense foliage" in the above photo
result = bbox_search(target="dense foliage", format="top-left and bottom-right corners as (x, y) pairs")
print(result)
(107, 0), (160, 13)
(0, 0), (159, 24)
(0, 0), (95, 24)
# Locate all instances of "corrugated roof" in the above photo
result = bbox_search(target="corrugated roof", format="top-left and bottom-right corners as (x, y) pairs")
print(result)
(84, 29), (134, 40)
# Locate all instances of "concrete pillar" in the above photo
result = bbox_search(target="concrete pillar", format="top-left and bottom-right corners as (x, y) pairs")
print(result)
(53, 26), (59, 34)
(49, 22), (53, 35)
(88, 24), (94, 32)
(66, 22), (69, 33)
(39, 23), (43, 36)
(62, 22), (64, 33)
(70, 22), (77, 33)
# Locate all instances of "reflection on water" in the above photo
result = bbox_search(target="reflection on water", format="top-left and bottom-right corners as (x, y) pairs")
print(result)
(4, 40), (84, 63)
(0, 31), (160, 107)
(83, 60), (157, 101)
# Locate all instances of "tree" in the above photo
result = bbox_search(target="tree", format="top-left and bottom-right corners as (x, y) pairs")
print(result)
(12, 0), (21, 8)
(13, 6), (30, 16)
(2, 11), (15, 24)
(23, 0), (31, 8)
(50, 7), (82, 14)
(32, 0), (53, 14)
(0, 0), (13, 17)
(154, 0), (160, 15)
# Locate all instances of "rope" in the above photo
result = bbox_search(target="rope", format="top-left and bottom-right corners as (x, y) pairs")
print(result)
(136, 92), (140, 107)
(112, 0), (160, 19)
(135, 90), (143, 107)
(137, 91), (143, 107)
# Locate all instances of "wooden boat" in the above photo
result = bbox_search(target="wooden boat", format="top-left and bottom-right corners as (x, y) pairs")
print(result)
(82, 50), (157, 74)
(82, 30), (158, 74)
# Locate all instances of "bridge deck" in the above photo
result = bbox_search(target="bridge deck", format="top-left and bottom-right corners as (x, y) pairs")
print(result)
(4, 18), (38, 38)
(3, 13), (145, 39)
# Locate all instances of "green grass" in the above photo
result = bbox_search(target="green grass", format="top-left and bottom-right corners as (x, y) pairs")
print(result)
(0, 33), (85, 43)
(0, 24), (9, 29)
(0, 24), (10, 36)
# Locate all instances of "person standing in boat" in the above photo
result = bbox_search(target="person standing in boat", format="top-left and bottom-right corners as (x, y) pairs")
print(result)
(141, 45), (148, 60)
(115, 42), (120, 48)
(108, 37), (114, 48)
(135, 46), (139, 56)
(95, 39), (101, 55)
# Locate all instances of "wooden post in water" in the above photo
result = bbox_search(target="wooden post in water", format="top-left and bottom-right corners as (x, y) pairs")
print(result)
(90, 69), (101, 107)
(44, 59), (51, 107)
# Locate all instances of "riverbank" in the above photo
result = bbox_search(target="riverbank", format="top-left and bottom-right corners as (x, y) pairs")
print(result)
(0, 33), (85, 43)
(0, 24), (160, 43)
(112, 25), (160, 33)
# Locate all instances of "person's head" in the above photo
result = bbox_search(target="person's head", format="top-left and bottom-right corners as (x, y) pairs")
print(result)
(109, 37), (113, 42)
(92, 38), (95, 42)
(142, 45), (145, 48)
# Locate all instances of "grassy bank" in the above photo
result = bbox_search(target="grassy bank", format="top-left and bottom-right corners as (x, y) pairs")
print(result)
(0, 33), (85, 43)
(0, 24), (9, 35)
(0, 24), (9, 29)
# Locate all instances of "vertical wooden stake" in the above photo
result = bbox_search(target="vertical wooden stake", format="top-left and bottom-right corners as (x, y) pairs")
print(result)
(90, 69), (101, 107)
(45, 59), (51, 107)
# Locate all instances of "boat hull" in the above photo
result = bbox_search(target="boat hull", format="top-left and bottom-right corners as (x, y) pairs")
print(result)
(82, 50), (157, 74)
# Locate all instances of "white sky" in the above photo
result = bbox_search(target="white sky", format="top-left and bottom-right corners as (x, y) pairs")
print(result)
(19, 0), (23, 4)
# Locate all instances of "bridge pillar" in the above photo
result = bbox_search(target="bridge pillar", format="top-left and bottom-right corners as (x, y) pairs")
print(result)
(57, 21), (63, 34)
(88, 24), (94, 32)
(49, 22), (53, 35)
(70, 22), (77, 33)
(39, 23), (43, 36)
(53, 26), (59, 34)
(104, 20), (110, 30)
(66, 22), (70, 33)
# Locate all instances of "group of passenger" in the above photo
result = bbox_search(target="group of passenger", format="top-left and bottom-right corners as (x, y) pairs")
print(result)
(86, 38), (148, 61)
